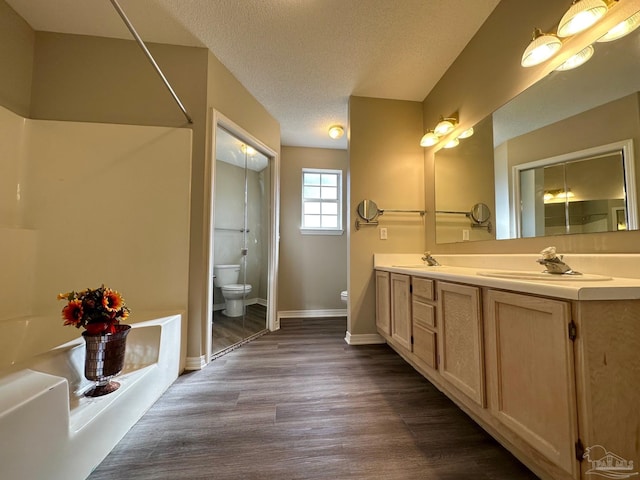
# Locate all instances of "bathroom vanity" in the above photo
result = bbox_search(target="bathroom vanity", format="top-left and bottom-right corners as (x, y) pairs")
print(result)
(374, 254), (640, 480)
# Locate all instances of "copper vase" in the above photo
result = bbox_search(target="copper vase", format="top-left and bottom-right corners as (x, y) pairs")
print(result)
(82, 324), (131, 397)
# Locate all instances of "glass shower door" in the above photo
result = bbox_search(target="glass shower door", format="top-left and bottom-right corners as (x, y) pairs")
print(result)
(212, 126), (269, 355)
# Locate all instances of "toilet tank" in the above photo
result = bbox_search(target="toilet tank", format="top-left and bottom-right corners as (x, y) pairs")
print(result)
(213, 264), (240, 287)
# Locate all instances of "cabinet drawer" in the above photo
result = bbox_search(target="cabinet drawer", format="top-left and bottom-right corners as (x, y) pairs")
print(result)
(413, 323), (437, 369)
(412, 277), (434, 302)
(413, 301), (436, 329)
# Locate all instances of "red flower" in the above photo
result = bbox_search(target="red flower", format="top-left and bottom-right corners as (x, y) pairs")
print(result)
(102, 289), (124, 312)
(62, 300), (83, 327)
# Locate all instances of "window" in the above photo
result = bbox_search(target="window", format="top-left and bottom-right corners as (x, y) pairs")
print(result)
(301, 168), (343, 234)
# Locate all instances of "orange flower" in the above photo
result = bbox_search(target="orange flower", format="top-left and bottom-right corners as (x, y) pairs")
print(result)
(102, 289), (124, 312)
(62, 299), (83, 327)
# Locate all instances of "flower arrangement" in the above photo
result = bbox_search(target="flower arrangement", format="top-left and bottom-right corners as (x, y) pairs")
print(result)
(58, 285), (130, 335)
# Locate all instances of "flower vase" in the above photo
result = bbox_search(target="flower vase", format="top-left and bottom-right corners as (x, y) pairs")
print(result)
(82, 324), (131, 397)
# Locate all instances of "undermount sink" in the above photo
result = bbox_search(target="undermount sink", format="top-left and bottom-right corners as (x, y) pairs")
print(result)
(477, 270), (612, 281)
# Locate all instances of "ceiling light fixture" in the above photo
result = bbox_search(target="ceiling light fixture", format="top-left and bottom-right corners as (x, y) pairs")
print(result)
(555, 44), (595, 70)
(557, 0), (609, 38)
(597, 9), (640, 41)
(419, 131), (439, 147)
(328, 125), (344, 139)
(521, 28), (562, 67)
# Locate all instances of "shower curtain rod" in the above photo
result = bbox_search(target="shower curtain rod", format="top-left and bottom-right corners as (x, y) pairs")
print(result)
(109, 0), (193, 124)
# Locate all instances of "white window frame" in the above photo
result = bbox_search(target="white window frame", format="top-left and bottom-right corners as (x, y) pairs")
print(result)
(300, 168), (343, 235)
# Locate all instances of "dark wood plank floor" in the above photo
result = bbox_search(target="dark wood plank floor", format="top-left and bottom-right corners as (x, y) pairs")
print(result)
(212, 304), (267, 354)
(88, 318), (539, 480)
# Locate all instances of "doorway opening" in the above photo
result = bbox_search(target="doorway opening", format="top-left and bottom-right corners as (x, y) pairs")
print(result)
(206, 112), (279, 360)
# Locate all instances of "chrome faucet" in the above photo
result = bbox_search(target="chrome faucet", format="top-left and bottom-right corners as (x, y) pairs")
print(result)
(422, 251), (440, 266)
(536, 247), (580, 275)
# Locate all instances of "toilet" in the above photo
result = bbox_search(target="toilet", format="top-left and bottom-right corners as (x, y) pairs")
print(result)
(340, 290), (348, 304)
(213, 264), (252, 317)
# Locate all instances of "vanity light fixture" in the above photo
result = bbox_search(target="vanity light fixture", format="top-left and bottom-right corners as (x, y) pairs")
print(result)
(555, 44), (595, 70)
(457, 127), (474, 139)
(443, 138), (460, 149)
(434, 116), (457, 136)
(597, 9), (640, 41)
(521, 28), (562, 67)
(419, 130), (440, 147)
(557, 0), (609, 38)
(420, 113), (474, 148)
(328, 125), (344, 139)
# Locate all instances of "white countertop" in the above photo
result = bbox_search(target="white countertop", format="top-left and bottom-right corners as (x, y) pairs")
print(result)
(374, 254), (640, 301)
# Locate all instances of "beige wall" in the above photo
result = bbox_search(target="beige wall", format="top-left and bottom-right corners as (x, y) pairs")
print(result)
(423, 0), (640, 254)
(348, 97), (425, 335)
(279, 146), (347, 311)
(0, 1), (33, 116)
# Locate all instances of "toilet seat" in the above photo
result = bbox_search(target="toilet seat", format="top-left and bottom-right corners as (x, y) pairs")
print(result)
(221, 284), (252, 293)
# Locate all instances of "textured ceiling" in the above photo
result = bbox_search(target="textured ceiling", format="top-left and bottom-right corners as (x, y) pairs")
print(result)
(7, 0), (500, 149)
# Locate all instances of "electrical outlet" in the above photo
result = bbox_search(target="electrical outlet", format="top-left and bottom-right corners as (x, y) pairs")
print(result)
(380, 227), (388, 240)
(463, 229), (470, 241)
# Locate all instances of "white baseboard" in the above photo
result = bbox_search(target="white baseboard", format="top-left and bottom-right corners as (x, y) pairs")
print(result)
(277, 309), (347, 319)
(344, 331), (386, 345)
(184, 355), (207, 371)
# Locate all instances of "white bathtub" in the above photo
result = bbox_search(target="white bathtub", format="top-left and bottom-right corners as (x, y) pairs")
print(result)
(0, 313), (183, 480)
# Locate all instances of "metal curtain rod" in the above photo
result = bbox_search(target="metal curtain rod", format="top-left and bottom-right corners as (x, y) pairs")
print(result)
(110, 0), (193, 124)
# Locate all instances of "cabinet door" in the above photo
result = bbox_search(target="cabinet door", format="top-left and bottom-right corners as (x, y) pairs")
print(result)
(437, 282), (485, 407)
(413, 304), (437, 369)
(390, 273), (412, 350)
(375, 270), (390, 335)
(486, 290), (578, 479)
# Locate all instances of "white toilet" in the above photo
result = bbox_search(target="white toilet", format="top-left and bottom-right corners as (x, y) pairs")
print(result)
(341, 290), (348, 304)
(213, 264), (253, 317)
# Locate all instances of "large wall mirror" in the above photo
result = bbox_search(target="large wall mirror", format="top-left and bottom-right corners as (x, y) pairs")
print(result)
(434, 17), (640, 244)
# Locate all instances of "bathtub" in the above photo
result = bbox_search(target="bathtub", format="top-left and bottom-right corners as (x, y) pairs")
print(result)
(0, 313), (183, 480)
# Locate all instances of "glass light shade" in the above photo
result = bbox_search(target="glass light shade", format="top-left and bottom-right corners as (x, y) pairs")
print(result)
(457, 127), (474, 139)
(443, 138), (459, 149)
(521, 30), (562, 67)
(557, 0), (608, 37)
(240, 144), (257, 155)
(555, 44), (594, 71)
(328, 125), (344, 139)
(597, 10), (640, 42)
(434, 118), (456, 136)
(420, 131), (439, 147)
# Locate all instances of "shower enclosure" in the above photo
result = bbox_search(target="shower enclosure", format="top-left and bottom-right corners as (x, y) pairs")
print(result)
(211, 126), (270, 355)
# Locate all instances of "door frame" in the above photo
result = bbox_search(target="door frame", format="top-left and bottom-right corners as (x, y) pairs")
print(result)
(204, 109), (280, 361)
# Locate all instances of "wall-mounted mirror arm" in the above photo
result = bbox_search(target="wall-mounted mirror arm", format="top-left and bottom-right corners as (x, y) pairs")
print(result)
(436, 202), (493, 233)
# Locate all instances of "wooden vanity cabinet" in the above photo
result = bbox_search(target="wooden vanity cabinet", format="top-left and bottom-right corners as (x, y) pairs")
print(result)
(485, 290), (579, 479)
(437, 282), (485, 407)
(389, 273), (412, 350)
(375, 270), (391, 335)
(411, 277), (437, 370)
(375, 268), (640, 480)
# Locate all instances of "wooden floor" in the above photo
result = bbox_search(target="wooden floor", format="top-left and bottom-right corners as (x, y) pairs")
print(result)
(212, 304), (267, 354)
(88, 318), (539, 480)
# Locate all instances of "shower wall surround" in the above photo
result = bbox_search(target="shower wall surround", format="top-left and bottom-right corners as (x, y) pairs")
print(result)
(0, 104), (192, 361)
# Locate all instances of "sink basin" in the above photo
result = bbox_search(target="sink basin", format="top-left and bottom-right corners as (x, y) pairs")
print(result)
(477, 270), (612, 281)
(392, 264), (438, 268)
